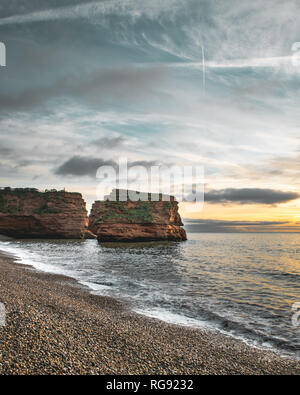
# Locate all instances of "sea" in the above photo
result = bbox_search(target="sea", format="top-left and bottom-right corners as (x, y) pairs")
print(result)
(0, 233), (299, 359)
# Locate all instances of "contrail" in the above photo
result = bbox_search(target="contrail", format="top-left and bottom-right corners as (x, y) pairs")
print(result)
(168, 56), (292, 70)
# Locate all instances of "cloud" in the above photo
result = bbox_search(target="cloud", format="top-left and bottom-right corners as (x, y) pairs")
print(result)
(183, 219), (299, 233)
(205, 188), (300, 205)
(0, 66), (166, 112)
(1, 0), (299, 205)
(92, 136), (125, 149)
(185, 219), (289, 225)
(269, 154), (300, 175)
(55, 156), (116, 177)
(0, 0), (185, 26)
(171, 56), (293, 71)
(55, 156), (160, 177)
(0, 145), (13, 157)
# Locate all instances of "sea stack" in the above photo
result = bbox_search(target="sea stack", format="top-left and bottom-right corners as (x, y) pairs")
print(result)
(0, 187), (95, 239)
(89, 189), (187, 242)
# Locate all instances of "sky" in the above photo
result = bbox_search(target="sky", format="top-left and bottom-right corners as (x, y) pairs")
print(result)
(0, 0), (299, 231)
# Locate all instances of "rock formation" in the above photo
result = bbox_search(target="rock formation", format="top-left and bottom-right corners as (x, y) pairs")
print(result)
(89, 189), (187, 242)
(0, 188), (95, 239)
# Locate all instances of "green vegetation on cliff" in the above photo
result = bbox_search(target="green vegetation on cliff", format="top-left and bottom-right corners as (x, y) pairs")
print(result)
(33, 205), (61, 215)
(163, 202), (172, 210)
(0, 188), (66, 215)
(0, 195), (20, 214)
(99, 202), (154, 224)
(0, 187), (78, 197)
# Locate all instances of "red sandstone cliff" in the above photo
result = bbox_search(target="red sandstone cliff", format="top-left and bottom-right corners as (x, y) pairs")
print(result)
(0, 188), (95, 239)
(89, 191), (187, 242)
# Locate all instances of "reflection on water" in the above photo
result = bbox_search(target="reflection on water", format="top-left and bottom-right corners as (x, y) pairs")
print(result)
(0, 233), (299, 358)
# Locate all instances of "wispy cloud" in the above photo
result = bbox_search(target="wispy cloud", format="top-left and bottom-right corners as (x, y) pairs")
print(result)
(91, 136), (126, 149)
(1, 0), (299, 220)
(0, 0), (186, 26)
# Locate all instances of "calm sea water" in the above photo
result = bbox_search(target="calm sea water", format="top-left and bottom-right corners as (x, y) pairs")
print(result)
(0, 233), (299, 359)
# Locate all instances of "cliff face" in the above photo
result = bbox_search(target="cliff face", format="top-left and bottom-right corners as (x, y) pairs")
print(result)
(89, 193), (187, 242)
(0, 188), (95, 239)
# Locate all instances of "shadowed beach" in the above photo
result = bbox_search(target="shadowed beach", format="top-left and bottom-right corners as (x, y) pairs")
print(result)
(0, 252), (299, 375)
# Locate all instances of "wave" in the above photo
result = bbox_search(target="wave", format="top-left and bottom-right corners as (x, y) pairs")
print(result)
(0, 237), (299, 361)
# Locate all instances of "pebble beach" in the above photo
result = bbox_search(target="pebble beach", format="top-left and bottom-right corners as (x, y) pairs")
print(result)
(0, 252), (299, 375)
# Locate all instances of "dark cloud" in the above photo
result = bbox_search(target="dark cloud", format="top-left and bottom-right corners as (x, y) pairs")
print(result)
(0, 145), (13, 156)
(0, 67), (166, 112)
(185, 219), (289, 226)
(55, 156), (160, 177)
(184, 219), (299, 233)
(205, 188), (300, 205)
(92, 136), (125, 149)
(55, 156), (117, 177)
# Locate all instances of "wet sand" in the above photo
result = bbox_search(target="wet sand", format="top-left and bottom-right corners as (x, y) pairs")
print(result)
(0, 252), (299, 375)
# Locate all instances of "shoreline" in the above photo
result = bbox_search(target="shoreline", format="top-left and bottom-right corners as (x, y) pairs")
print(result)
(0, 251), (299, 375)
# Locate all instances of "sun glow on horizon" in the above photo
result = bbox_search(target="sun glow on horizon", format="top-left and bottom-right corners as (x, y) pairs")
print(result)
(179, 200), (300, 232)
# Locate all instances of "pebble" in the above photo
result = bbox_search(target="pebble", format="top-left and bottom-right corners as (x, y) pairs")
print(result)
(0, 253), (299, 375)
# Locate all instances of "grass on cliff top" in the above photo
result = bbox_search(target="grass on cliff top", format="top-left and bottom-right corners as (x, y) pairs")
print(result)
(98, 202), (154, 224)
(0, 187), (78, 196)
(0, 187), (84, 215)
(0, 191), (63, 215)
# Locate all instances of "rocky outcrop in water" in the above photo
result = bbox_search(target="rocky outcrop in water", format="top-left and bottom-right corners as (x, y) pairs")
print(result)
(89, 190), (187, 242)
(0, 188), (95, 239)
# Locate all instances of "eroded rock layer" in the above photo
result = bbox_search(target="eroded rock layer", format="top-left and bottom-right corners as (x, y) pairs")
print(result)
(89, 195), (187, 242)
(0, 188), (94, 239)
